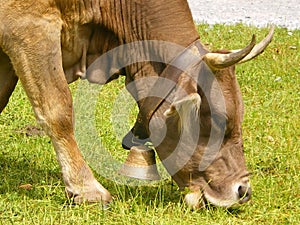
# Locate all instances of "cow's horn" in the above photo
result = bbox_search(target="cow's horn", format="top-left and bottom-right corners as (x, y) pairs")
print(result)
(203, 35), (256, 70)
(235, 26), (275, 64)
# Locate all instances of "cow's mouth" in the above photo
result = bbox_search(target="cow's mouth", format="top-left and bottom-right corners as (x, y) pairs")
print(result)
(202, 191), (239, 208)
(184, 184), (252, 209)
(184, 190), (237, 209)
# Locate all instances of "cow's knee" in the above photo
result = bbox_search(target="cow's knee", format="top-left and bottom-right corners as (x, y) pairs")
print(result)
(35, 99), (74, 139)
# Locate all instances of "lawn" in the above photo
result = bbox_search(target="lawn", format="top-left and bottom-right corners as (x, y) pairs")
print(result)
(0, 24), (299, 224)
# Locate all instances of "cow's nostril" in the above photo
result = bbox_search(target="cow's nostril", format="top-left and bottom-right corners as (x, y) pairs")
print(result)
(238, 185), (252, 203)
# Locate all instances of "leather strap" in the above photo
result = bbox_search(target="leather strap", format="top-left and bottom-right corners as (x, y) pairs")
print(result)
(122, 39), (208, 149)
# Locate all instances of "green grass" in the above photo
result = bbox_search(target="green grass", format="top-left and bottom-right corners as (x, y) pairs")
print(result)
(0, 24), (299, 224)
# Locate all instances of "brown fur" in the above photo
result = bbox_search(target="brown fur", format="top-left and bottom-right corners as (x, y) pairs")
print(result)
(0, 0), (199, 204)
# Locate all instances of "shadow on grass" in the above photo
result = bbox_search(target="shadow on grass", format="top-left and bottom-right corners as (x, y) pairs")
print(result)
(0, 148), (64, 202)
(0, 152), (250, 216)
(0, 129), (249, 213)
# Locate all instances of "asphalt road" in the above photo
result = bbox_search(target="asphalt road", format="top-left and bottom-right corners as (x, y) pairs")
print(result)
(187, 0), (300, 30)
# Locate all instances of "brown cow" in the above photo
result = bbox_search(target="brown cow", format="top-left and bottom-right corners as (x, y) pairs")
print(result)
(0, 0), (273, 207)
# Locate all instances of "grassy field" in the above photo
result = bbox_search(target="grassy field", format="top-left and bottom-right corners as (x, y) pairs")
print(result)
(0, 24), (299, 224)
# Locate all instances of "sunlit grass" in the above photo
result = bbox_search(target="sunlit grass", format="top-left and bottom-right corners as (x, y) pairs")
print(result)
(0, 24), (299, 224)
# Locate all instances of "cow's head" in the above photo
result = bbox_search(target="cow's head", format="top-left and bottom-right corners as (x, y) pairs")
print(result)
(147, 27), (274, 208)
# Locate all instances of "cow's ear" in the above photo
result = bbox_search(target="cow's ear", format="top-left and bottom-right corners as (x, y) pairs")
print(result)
(164, 93), (201, 118)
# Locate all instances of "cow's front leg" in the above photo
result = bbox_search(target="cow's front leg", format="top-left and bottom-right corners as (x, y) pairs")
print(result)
(2, 18), (111, 204)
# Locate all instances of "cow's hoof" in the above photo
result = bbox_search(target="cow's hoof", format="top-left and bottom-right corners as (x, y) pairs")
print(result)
(73, 191), (112, 206)
(66, 183), (112, 206)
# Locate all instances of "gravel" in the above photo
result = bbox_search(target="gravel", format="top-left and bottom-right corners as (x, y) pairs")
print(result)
(187, 0), (300, 30)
